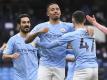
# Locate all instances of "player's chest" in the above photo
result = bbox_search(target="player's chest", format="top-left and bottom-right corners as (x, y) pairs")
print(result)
(14, 40), (35, 50)
(48, 26), (68, 33)
(40, 25), (68, 39)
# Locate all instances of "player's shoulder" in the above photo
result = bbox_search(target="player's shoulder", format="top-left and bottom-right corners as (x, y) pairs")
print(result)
(70, 29), (87, 37)
(34, 22), (49, 28)
(62, 22), (74, 27)
(8, 33), (19, 42)
(61, 22), (74, 32)
(31, 22), (49, 31)
(62, 31), (76, 38)
(68, 31), (77, 35)
(67, 30), (80, 37)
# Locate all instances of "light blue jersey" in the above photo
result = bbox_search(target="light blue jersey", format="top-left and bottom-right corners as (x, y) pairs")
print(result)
(66, 49), (75, 80)
(37, 28), (98, 70)
(31, 21), (74, 68)
(66, 62), (75, 80)
(3, 33), (38, 80)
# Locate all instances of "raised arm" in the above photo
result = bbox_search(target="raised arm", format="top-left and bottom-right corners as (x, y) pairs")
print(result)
(25, 27), (49, 43)
(86, 15), (107, 34)
(2, 53), (20, 59)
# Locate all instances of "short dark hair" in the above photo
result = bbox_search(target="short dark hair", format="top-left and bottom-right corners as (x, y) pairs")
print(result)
(72, 10), (86, 23)
(17, 14), (31, 24)
(46, 3), (59, 12)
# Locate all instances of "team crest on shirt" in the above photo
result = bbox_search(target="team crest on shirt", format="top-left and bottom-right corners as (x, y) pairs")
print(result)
(60, 28), (67, 33)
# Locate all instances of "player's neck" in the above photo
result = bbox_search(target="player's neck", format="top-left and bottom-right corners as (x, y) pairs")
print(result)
(75, 23), (85, 29)
(49, 19), (61, 24)
(20, 31), (28, 38)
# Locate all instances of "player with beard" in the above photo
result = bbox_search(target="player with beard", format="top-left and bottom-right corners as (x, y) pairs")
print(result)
(36, 11), (98, 80)
(25, 3), (74, 80)
(2, 14), (46, 80)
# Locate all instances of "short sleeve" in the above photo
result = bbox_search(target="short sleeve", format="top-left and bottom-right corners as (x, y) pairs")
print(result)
(3, 37), (15, 54)
(30, 24), (41, 34)
(56, 32), (74, 45)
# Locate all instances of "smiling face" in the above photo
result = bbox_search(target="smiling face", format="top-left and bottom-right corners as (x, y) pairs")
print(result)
(19, 17), (31, 33)
(47, 4), (61, 20)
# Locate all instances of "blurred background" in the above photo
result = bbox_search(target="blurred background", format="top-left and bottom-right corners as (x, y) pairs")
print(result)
(0, 0), (107, 80)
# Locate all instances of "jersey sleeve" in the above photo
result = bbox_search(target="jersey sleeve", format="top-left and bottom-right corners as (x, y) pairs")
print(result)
(65, 22), (75, 32)
(37, 32), (74, 48)
(3, 37), (14, 54)
(30, 24), (41, 34)
(56, 32), (74, 45)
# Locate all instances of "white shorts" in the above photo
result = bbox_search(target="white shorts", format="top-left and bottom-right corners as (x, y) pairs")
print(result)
(73, 68), (98, 80)
(37, 66), (65, 80)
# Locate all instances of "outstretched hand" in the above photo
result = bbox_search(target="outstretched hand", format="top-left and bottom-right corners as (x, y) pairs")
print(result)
(86, 15), (96, 24)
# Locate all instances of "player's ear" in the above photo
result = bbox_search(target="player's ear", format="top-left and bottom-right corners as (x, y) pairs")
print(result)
(16, 24), (20, 31)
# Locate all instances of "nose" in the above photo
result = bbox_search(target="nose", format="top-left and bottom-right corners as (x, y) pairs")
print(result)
(25, 23), (30, 27)
(54, 9), (58, 13)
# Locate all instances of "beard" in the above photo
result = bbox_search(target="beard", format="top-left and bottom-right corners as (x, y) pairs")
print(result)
(20, 29), (30, 33)
(52, 17), (60, 21)
(20, 26), (31, 33)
